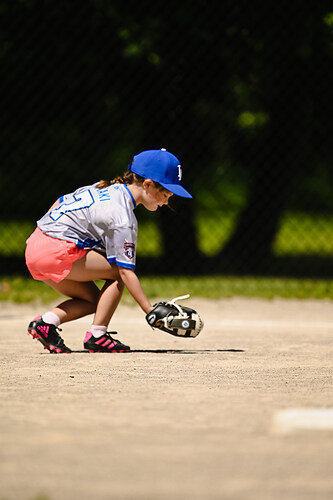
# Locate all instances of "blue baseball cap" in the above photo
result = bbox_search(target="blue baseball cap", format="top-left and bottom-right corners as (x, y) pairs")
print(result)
(129, 149), (192, 198)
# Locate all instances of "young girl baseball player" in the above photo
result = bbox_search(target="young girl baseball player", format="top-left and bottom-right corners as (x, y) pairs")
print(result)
(25, 149), (192, 353)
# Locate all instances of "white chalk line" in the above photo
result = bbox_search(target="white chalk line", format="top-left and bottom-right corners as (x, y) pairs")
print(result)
(273, 408), (333, 434)
(213, 319), (333, 329)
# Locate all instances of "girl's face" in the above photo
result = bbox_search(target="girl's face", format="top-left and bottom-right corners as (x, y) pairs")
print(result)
(142, 180), (173, 211)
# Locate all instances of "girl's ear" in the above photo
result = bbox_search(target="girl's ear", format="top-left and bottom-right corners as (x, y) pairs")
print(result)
(143, 179), (153, 189)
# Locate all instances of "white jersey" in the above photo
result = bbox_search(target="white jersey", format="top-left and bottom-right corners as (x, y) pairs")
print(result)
(37, 183), (138, 270)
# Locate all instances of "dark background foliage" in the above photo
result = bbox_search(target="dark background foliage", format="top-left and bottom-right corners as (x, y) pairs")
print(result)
(1, 0), (332, 276)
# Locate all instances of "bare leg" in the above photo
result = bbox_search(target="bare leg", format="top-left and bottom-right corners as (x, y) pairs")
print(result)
(43, 250), (124, 325)
(65, 250), (121, 282)
(44, 279), (100, 324)
(94, 279), (125, 326)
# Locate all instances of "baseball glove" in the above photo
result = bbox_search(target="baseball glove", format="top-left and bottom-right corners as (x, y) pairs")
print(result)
(145, 294), (204, 338)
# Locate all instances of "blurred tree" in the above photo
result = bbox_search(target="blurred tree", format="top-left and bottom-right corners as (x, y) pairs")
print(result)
(113, 0), (232, 270)
(0, 0), (332, 274)
(219, 1), (333, 269)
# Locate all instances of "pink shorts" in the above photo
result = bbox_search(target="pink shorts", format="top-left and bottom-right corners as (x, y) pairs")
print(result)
(25, 227), (87, 283)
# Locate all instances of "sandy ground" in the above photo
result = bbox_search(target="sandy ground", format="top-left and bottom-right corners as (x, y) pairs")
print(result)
(0, 297), (333, 500)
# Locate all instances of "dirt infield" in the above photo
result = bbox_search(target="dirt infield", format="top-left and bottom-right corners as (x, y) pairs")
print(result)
(1, 297), (333, 500)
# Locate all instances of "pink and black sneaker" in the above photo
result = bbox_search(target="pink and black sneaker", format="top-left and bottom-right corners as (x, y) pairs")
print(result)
(84, 331), (130, 353)
(27, 316), (72, 353)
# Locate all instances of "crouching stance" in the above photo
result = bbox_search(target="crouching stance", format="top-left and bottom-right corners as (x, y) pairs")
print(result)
(25, 149), (192, 353)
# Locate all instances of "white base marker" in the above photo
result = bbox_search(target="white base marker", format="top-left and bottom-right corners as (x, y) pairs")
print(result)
(273, 408), (333, 434)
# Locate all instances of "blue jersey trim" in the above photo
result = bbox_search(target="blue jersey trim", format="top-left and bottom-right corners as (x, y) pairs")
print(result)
(77, 238), (102, 249)
(107, 256), (135, 270)
(116, 260), (135, 270)
(124, 184), (136, 209)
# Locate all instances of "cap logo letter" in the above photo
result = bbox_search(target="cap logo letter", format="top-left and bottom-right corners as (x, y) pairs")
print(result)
(177, 165), (182, 181)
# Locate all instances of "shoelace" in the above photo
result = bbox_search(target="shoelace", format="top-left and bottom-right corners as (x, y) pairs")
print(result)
(104, 331), (118, 337)
(103, 332), (120, 343)
(100, 332), (126, 347)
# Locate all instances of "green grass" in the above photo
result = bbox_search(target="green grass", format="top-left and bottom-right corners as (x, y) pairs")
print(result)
(1, 211), (332, 303)
(2, 211), (332, 258)
(136, 220), (163, 256)
(196, 211), (237, 256)
(1, 275), (332, 304)
(137, 211), (333, 258)
(197, 211), (333, 257)
(273, 212), (333, 256)
(0, 221), (35, 256)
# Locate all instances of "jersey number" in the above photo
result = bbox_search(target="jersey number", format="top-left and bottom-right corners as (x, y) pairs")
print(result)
(49, 190), (95, 221)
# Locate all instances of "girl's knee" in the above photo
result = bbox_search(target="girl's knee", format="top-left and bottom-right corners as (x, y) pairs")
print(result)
(88, 288), (100, 307)
(73, 284), (100, 306)
(116, 279), (125, 293)
(104, 279), (125, 291)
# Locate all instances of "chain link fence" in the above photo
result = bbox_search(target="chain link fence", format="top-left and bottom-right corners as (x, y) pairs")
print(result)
(1, 0), (333, 277)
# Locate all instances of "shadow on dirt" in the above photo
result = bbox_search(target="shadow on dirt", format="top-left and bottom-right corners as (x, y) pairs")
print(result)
(63, 348), (245, 355)
(130, 349), (244, 354)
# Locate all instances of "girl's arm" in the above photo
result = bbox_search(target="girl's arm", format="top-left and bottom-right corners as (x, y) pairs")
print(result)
(118, 267), (152, 314)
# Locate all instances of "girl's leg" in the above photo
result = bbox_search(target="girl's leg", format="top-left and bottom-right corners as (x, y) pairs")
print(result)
(44, 279), (101, 324)
(65, 250), (121, 282)
(93, 279), (125, 326)
(29, 251), (129, 352)
(43, 250), (124, 324)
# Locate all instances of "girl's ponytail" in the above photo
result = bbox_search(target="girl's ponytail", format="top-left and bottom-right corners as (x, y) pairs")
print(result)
(95, 180), (112, 189)
(96, 172), (145, 189)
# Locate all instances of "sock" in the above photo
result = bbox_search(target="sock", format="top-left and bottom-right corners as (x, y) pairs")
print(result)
(42, 311), (61, 327)
(90, 325), (107, 338)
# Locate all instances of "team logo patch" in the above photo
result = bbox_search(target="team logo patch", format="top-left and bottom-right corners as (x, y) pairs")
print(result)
(123, 242), (135, 259)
